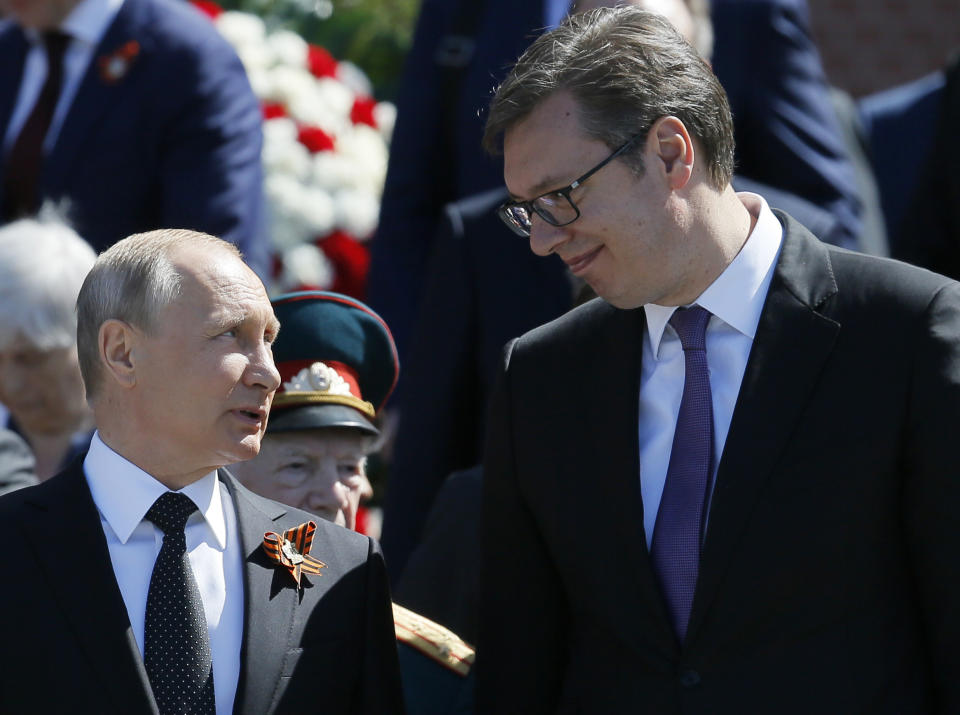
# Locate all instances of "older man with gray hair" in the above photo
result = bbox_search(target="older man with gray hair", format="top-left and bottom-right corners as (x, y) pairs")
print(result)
(0, 216), (95, 479)
(0, 228), (403, 714)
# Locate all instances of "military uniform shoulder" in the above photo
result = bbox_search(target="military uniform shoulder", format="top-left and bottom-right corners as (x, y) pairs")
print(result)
(393, 603), (475, 676)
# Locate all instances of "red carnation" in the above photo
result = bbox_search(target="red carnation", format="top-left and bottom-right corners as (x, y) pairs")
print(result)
(350, 96), (378, 128)
(317, 230), (369, 299)
(307, 45), (338, 78)
(262, 102), (288, 120)
(190, 0), (223, 19)
(297, 125), (335, 153)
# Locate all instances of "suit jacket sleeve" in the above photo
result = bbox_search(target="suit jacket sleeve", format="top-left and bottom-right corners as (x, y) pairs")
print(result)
(903, 280), (960, 711)
(157, 26), (269, 278)
(713, 0), (861, 249)
(477, 339), (568, 714)
(359, 536), (406, 714)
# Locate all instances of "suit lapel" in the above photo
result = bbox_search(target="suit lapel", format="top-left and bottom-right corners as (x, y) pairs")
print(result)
(686, 213), (841, 643)
(223, 470), (300, 715)
(18, 460), (158, 714)
(578, 304), (679, 654)
(43, 0), (147, 193)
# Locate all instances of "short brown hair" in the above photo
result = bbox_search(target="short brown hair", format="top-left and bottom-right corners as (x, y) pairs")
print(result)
(484, 6), (735, 189)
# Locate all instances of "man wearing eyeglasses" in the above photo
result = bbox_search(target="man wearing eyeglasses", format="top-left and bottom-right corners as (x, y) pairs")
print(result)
(478, 7), (960, 714)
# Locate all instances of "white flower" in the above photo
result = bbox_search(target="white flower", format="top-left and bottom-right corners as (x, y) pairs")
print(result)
(333, 189), (380, 239)
(215, 11), (265, 48)
(277, 244), (334, 292)
(262, 119), (312, 180)
(373, 102), (397, 142)
(267, 30), (308, 69)
(336, 61), (373, 98)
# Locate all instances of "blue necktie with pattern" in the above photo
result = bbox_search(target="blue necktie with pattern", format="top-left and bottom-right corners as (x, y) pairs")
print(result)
(651, 306), (714, 643)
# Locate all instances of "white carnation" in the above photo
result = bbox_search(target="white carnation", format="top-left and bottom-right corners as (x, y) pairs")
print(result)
(215, 11), (265, 48)
(267, 30), (308, 69)
(335, 60), (373, 98)
(334, 189), (380, 239)
(373, 102), (397, 143)
(278, 243), (335, 292)
(262, 119), (312, 180)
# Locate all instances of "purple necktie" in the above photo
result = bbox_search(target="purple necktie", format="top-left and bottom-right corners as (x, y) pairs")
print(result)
(2, 31), (70, 221)
(651, 305), (714, 643)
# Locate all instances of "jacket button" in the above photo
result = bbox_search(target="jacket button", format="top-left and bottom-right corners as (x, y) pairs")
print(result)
(678, 669), (701, 688)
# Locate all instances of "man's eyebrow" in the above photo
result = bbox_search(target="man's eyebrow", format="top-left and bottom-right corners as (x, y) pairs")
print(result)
(509, 174), (571, 201)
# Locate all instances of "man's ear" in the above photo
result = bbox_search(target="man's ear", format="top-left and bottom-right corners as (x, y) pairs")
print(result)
(99, 319), (138, 389)
(650, 115), (695, 190)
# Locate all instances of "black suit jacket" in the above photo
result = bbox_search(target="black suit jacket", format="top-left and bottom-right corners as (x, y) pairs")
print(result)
(479, 212), (960, 713)
(0, 459), (403, 714)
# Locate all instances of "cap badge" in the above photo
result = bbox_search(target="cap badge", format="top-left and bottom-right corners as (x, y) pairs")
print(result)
(284, 361), (352, 396)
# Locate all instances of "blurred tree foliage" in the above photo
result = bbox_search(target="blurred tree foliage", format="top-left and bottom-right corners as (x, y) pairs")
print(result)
(220, 0), (420, 101)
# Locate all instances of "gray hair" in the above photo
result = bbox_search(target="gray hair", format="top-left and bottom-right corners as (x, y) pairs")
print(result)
(484, 6), (735, 189)
(76, 228), (242, 400)
(0, 217), (96, 352)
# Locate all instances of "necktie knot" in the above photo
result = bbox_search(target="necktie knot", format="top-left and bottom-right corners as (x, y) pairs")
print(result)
(41, 30), (70, 62)
(146, 492), (198, 536)
(669, 305), (711, 351)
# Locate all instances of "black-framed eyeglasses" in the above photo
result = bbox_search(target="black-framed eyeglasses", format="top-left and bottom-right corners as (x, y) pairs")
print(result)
(497, 131), (646, 238)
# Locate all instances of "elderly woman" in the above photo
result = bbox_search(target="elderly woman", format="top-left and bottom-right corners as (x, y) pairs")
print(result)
(0, 218), (96, 480)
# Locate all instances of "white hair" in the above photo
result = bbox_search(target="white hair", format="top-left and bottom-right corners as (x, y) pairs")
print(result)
(0, 216), (97, 352)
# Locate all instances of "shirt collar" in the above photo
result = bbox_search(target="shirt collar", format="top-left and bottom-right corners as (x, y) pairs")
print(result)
(643, 192), (783, 357)
(21, 0), (124, 47)
(83, 431), (227, 548)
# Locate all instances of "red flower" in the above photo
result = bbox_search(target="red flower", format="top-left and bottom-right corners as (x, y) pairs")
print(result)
(350, 96), (378, 128)
(297, 125), (336, 153)
(191, 0), (223, 19)
(262, 102), (288, 120)
(317, 230), (369, 299)
(307, 45), (338, 78)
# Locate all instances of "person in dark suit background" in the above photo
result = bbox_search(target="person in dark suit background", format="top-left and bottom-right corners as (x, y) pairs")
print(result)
(0, 229), (402, 714)
(0, 0), (269, 277)
(859, 51), (960, 279)
(478, 8), (960, 712)
(381, 0), (861, 583)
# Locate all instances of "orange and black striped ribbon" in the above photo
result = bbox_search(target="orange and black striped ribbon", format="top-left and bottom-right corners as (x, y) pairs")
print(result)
(262, 521), (327, 588)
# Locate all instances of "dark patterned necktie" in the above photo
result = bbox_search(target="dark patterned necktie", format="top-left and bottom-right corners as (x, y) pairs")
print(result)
(144, 492), (216, 715)
(650, 306), (714, 643)
(1, 31), (70, 220)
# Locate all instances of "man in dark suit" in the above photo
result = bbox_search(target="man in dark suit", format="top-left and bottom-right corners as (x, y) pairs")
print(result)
(0, 0), (269, 277)
(478, 8), (960, 712)
(378, 0), (864, 579)
(0, 229), (402, 714)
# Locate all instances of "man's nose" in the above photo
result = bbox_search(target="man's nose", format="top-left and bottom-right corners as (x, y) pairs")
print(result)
(528, 217), (569, 257)
(247, 342), (281, 391)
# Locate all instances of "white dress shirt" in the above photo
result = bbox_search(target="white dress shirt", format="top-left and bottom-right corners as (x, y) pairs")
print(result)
(638, 193), (783, 547)
(3, 0), (124, 153)
(84, 431), (244, 715)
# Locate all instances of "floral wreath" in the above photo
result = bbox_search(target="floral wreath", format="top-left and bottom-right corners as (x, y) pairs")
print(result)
(193, 0), (395, 299)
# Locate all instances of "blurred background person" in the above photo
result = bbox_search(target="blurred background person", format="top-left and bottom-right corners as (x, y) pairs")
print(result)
(859, 51), (960, 278)
(0, 0), (269, 276)
(0, 215), (95, 480)
(231, 290), (475, 715)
